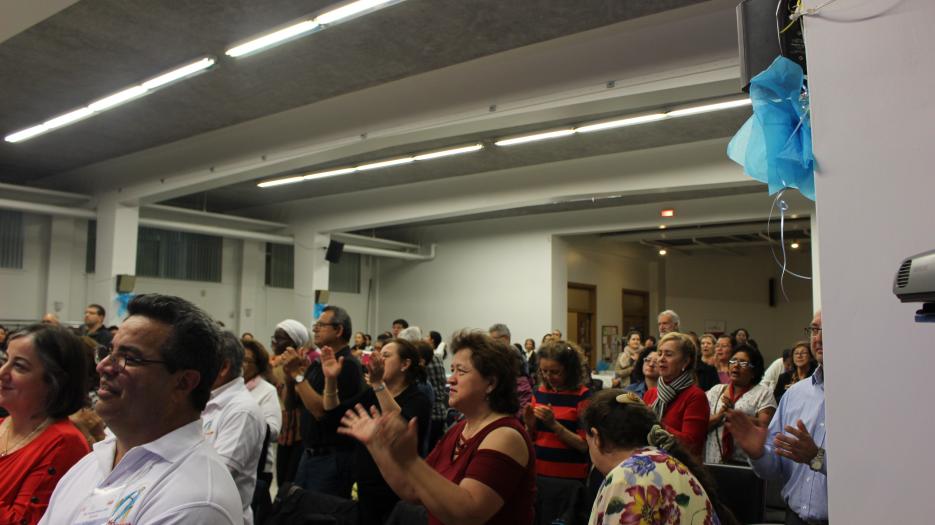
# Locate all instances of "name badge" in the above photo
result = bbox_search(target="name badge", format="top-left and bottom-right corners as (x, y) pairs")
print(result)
(72, 484), (146, 525)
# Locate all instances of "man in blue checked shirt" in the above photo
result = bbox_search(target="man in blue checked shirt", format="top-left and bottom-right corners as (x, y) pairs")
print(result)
(727, 311), (828, 525)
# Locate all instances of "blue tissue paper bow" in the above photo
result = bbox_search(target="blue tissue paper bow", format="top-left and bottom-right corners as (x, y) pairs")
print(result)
(116, 292), (134, 318)
(728, 56), (815, 200)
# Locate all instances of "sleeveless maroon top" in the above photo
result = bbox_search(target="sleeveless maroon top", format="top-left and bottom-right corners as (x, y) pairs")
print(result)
(425, 416), (535, 525)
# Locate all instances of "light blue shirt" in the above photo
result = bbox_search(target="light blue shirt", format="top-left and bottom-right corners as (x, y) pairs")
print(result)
(750, 366), (827, 521)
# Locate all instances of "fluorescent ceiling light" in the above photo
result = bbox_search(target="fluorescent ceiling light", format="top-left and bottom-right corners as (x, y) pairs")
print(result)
(141, 58), (215, 89)
(495, 129), (575, 147)
(225, 20), (319, 57)
(357, 157), (415, 171)
(5, 56), (216, 143)
(575, 113), (667, 133)
(667, 98), (752, 117)
(304, 167), (356, 181)
(413, 143), (483, 161)
(88, 86), (148, 112)
(315, 0), (396, 25)
(257, 176), (305, 188)
(45, 108), (95, 129)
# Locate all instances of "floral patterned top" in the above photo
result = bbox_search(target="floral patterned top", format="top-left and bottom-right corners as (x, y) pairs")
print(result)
(589, 446), (720, 525)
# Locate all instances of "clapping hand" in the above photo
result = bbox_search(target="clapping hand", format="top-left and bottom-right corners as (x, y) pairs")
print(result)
(281, 347), (308, 379)
(338, 403), (419, 466)
(368, 350), (385, 385)
(774, 420), (820, 464)
(725, 410), (768, 459)
(320, 346), (344, 380)
(533, 404), (557, 428)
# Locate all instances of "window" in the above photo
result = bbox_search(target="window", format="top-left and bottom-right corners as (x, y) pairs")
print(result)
(136, 227), (222, 282)
(329, 252), (360, 294)
(86, 220), (96, 273)
(265, 243), (294, 288)
(0, 210), (24, 269)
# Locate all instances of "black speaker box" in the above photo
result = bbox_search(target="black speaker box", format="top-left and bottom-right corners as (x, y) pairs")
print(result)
(325, 240), (344, 264)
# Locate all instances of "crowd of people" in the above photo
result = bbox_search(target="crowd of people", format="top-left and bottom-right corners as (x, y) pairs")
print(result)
(0, 297), (828, 525)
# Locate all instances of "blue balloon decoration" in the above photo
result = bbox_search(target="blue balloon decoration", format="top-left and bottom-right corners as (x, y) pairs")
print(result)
(116, 292), (135, 318)
(728, 56), (815, 200)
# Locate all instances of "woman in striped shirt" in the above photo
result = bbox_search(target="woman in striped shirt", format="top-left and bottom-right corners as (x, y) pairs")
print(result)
(523, 340), (592, 481)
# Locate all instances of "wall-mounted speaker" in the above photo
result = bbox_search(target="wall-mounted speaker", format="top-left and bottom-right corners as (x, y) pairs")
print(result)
(315, 289), (330, 304)
(325, 240), (344, 264)
(116, 274), (136, 294)
(768, 277), (777, 307)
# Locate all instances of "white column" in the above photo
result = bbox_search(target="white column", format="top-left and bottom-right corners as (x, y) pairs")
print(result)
(92, 194), (139, 325)
(45, 216), (76, 320)
(237, 239), (264, 335)
(809, 213), (820, 312)
(293, 226), (330, 326)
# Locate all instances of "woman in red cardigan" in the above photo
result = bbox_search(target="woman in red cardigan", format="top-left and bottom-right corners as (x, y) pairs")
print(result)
(643, 332), (709, 458)
(0, 324), (91, 525)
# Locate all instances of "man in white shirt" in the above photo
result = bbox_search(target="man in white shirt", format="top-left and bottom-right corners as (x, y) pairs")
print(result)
(40, 294), (242, 525)
(202, 332), (266, 525)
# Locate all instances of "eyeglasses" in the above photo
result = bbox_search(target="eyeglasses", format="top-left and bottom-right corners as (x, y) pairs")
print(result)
(313, 322), (340, 329)
(728, 359), (754, 369)
(102, 348), (170, 373)
(804, 326), (822, 337)
(539, 368), (563, 377)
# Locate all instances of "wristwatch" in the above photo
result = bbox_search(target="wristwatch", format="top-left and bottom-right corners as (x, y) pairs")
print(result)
(809, 447), (825, 472)
(293, 372), (306, 384)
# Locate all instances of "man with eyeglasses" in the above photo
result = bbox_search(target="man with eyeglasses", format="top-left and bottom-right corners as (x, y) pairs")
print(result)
(40, 294), (242, 524)
(727, 311), (828, 525)
(281, 305), (363, 498)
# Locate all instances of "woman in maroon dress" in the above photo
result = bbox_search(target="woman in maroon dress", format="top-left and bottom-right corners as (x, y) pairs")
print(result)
(0, 324), (91, 525)
(340, 330), (535, 525)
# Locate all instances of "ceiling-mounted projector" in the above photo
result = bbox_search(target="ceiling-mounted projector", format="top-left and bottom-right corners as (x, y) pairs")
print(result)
(893, 249), (935, 322)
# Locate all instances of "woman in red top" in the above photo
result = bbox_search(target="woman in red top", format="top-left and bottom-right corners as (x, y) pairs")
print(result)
(643, 332), (710, 458)
(340, 330), (535, 525)
(0, 324), (92, 525)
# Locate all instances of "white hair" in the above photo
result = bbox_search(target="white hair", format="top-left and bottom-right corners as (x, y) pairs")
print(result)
(657, 309), (680, 328)
(398, 326), (423, 342)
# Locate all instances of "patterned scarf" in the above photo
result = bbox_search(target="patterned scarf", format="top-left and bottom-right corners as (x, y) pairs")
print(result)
(651, 370), (695, 420)
(720, 382), (750, 461)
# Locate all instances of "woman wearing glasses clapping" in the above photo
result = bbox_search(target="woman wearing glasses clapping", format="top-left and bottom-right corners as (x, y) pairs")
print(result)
(704, 344), (776, 464)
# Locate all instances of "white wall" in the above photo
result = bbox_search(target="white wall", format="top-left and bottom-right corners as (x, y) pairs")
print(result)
(805, 1), (935, 522)
(565, 236), (656, 354)
(664, 246), (813, 361)
(0, 213), (50, 323)
(376, 218), (555, 345)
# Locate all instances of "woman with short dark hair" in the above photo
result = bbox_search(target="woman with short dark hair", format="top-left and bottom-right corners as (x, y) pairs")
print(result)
(584, 390), (738, 525)
(339, 330), (535, 525)
(0, 324), (91, 524)
(705, 344), (776, 464)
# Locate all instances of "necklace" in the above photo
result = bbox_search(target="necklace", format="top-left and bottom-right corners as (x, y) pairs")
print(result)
(0, 417), (52, 457)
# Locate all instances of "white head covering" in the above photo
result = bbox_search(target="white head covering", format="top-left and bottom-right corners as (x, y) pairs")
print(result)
(398, 326), (423, 342)
(276, 319), (309, 347)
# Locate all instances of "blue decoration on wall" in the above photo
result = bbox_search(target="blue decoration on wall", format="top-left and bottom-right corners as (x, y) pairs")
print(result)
(313, 302), (326, 319)
(116, 292), (134, 318)
(728, 56), (815, 200)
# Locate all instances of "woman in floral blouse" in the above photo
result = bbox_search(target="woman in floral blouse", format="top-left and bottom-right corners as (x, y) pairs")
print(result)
(584, 389), (739, 525)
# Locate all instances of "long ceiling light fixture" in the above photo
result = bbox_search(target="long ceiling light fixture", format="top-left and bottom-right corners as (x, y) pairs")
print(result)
(258, 143), (483, 188)
(493, 97), (751, 148)
(226, 0), (403, 58)
(4, 57), (216, 143)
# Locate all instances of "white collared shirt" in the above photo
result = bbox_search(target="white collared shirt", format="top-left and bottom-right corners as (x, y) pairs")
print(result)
(39, 419), (242, 525)
(202, 377), (266, 525)
(245, 376), (282, 474)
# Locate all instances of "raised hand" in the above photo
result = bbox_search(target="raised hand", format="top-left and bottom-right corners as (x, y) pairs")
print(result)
(368, 349), (386, 385)
(725, 410), (768, 459)
(533, 404), (556, 428)
(523, 404), (537, 432)
(320, 345), (344, 380)
(774, 420), (820, 464)
(281, 347), (307, 379)
(339, 404), (384, 446)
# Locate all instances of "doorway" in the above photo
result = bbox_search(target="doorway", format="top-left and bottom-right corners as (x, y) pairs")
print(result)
(567, 282), (597, 367)
(622, 289), (650, 338)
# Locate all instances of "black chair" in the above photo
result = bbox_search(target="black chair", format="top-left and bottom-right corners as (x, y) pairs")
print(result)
(705, 462), (766, 524)
(253, 426), (273, 524)
(385, 500), (428, 525)
(535, 476), (589, 525)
